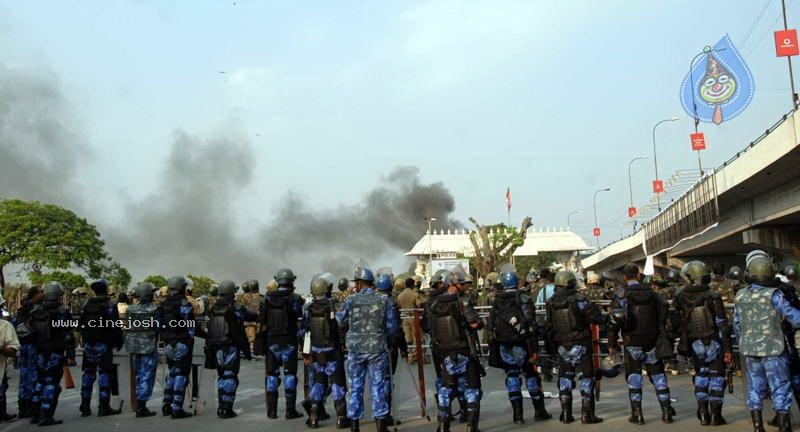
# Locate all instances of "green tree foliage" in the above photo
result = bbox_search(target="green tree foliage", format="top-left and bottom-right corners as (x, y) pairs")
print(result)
(0, 199), (112, 288)
(468, 217), (533, 277)
(186, 274), (216, 296)
(142, 275), (168, 288)
(29, 270), (87, 290)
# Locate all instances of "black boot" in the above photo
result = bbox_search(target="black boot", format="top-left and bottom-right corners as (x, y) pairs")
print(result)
(334, 400), (352, 429)
(697, 400), (711, 426)
(79, 397), (92, 417)
(659, 400), (675, 424)
(511, 399), (524, 425)
(628, 400), (644, 425)
(751, 410), (766, 432)
(307, 402), (320, 429)
(465, 408), (480, 432)
(581, 396), (603, 424)
(286, 394), (304, 419)
(267, 391), (278, 419)
(376, 418), (389, 432)
(710, 401), (726, 425)
(320, 404), (331, 421)
(777, 412), (792, 432)
(161, 403), (172, 417)
(559, 398), (574, 424)
(532, 396), (552, 421)
(350, 419), (360, 432)
(171, 408), (193, 419)
(37, 416), (63, 427)
(437, 416), (451, 432)
(136, 400), (156, 418)
(29, 402), (42, 425)
(219, 402), (237, 419)
(457, 398), (468, 423)
(18, 401), (31, 419)
(97, 399), (122, 417)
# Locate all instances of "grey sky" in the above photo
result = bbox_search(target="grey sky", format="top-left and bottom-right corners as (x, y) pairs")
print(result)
(1, 0), (797, 284)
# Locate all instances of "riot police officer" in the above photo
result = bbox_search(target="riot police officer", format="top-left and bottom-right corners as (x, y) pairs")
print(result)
(487, 269), (551, 425)
(260, 268), (305, 420)
(735, 254), (800, 432)
(302, 277), (350, 429)
(375, 272), (406, 426)
(205, 280), (255, 419)
(543, 270), (606, 424)
(424, 268), (484, 432)
(334, 278), (350, 307)
(29, 282), (75, 426)
(674, 261), (732, 426)
(79, 279), (124, 417)
(336, 267), (399, 432)
(125, 283), (160, 418)
(159, 275), (200, 419)
(608, 264), (674, 425)
(13, 285), (43, 419)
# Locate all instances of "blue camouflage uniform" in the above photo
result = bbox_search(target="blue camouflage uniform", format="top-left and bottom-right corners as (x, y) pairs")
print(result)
(336, 287), (399, 423)
(79, 295), (124, 415)
(260, 286), (304, 418)
(30, 298), (76, 425)
(12, 296), (40, 418)
(159, 293), (198, 416)
(734, 284), (800, 413)
(124, 298), (161, 414)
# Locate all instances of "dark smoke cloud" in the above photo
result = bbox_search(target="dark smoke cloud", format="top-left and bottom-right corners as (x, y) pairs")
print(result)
(0, 64), (88, 207)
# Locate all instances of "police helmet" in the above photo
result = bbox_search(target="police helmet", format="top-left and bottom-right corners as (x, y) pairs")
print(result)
(554, 271), (577, 289)
(218, 280), (237, 299)
(443, 270), (466, 287)
(274, 268), (297, 286)
(241, 280), (251, 293)
(432, 269), (448, 285)
(393, 278), (405, 291)
(375, 273), (393, 292)
(249, 279), (260, 294)
(167, 276), (189, 295)
(727, 266), (743, 282)
(485, 272), (500, 288)
(133, 283), (155, 302)
(746, 250), (770, 268)
(501, 271), (519, 289)
(337, 278), (349, 292)
(90, 278), (109, 295)
(683, 260), (711, 285)
(666, 268), (681, 283)
(210, 284), (219, 296)
(42, 281), (65, 301)
(600, 352), (623, 378)
(784, 265), (798, 282)
(310, 277), (329, 297)
(747, 256), (776, 285)
(352, 267), (375, 283)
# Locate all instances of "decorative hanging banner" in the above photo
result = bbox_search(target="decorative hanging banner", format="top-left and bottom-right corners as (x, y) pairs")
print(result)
(653, 180), (664, 194)
(680, 34), (755, 125)
(690, 132), (707, 150)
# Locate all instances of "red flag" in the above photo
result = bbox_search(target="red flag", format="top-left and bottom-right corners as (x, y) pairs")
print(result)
(505, 187), (511, 211)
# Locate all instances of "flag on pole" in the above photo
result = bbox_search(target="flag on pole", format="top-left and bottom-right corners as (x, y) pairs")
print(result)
(505, 187), (511, 211)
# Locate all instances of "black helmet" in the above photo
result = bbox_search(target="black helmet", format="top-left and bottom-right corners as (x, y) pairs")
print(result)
(241, 280), (251, 293)
(274, 268), (297, 286)
(337, 278), (349, 292)
(600, 352), (623, 378)
(666, 269), (681, 283)
(727, 266), (743, 282)
(42, 281), (64, 301)
(90, 278), (109, 295)
(249, 279), (260, 294)
(133, 283), (155, 302)
(167, 275), (189, 295)
(784, 265), (798, 282)
(554, 271), (577, 289)
(218, 280), (237, 299)
(747, 256), (776, 285)
(210, 284), (219, 296)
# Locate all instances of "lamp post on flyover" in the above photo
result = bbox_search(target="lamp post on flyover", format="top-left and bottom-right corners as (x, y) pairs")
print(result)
(567, 211), (580, 229)
(652, 117), (679, 212)
(593, 188), (611, 248)
(628, 155), (649, 231)
(424, 216), (437, 283)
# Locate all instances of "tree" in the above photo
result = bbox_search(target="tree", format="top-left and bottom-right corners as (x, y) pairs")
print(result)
(142, 275), (168, 288)
(28, 270), (87, 291)
(186, 274), (216, 296)
(468, 216), (533, 277)
(0, 199), (111, 289)
(101, 261), (132, 289)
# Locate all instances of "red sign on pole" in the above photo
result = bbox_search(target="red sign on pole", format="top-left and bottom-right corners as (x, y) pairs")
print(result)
(690, 132), (706, 151)
(593, 227), (601, 237)
(653, 180), (664, 194)
(776, 29), (800, 57)
(628, 207), (637, 218)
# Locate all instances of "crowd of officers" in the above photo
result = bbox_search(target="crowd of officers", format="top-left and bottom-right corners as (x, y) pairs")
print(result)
(2, 252), (800, 432)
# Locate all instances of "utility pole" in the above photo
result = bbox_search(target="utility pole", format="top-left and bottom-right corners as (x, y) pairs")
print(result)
(783, 0), (799, 110)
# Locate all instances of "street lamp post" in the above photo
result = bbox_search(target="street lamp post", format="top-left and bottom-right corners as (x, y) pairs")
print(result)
(652, 117), (679, 211)
(593, 188), (611, 248)
(628, 155), (649, 231)
(567, 211), (580, 229)
(424, 217), (438, 282)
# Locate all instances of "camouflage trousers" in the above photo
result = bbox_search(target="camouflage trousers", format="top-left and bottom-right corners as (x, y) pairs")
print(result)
(346, 351), (389, 420)
(309, 349), (346, 404)
(132, 351), (159, 402)
(689, 339), (726, 402)
(164, 341), (191, 412)
(18, 343), (38, 402)
(745, 354), (793, 411)
(212, 345), (240, 404)
(557, 344), (595, 402)
(81, 342), (114, 402)
(36, 352), (64, 419)
(500, 344), (544, 402)
(438, 352), (482, 420)
(624, 346), (670, 403)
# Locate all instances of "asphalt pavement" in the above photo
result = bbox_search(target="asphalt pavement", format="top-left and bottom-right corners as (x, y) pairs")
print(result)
(0, 354), (792, 432)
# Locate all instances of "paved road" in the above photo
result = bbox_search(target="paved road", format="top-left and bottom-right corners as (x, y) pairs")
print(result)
(1, 353), (793, 432)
